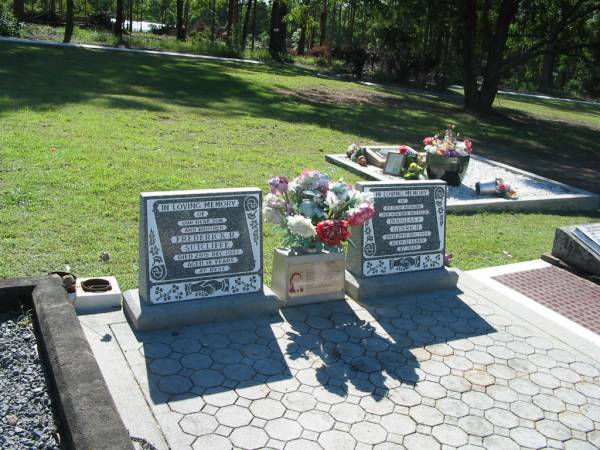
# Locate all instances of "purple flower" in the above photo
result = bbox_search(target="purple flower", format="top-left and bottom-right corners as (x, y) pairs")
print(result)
(269, 176), (289, 195)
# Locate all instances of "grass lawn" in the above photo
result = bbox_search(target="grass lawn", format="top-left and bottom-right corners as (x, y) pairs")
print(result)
(0, 41), (598, 289)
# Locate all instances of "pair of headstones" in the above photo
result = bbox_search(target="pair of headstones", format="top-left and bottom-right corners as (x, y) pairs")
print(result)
(124, 181), (458, 331)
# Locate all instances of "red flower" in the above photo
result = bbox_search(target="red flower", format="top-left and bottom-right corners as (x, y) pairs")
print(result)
(463, 139), (473, 153)
(423, 137), (434, 145)
(399, 145), (410, 154)
(316, 220), (352, 247)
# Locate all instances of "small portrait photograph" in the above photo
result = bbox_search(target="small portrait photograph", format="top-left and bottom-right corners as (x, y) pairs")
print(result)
(288, 272), (304, 294)
(383, 152), (406, 176)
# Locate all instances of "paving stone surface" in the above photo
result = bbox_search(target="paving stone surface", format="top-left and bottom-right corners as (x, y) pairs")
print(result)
(109, 288), (600, 449)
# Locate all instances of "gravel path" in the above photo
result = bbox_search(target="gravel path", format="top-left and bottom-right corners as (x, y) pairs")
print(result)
(0, 311), (60, 449)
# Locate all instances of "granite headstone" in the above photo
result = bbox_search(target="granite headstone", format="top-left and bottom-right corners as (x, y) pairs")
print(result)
(346, 180), (459, 301)
(552, 222), (600, 277)
(124, 188), (278, 331)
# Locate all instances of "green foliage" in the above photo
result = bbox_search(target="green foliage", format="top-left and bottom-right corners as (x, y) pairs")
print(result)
(0, 3), (19, 37)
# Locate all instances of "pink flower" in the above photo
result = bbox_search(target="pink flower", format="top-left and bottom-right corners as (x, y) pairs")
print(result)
(399, 145), (410, 154)
(269, 176), (289, 194)
(423, 137), (434, 146)
(347, 203), (375, 226)
(463, 139), (473, 153)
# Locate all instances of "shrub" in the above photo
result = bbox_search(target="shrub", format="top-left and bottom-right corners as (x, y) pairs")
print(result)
(0, 4), (19, 37)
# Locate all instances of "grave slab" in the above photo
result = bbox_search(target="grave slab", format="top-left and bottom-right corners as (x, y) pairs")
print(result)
(326, 153), (599, 212)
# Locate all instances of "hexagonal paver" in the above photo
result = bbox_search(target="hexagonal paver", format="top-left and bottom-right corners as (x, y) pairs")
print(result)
(485, 407), (519, 429)
(570, 361), (600, 377)
(440, 375), (471, 393)
(465, 350), (494, 366)
(529, 353), (557, 369)
(432, 424), (468, 447)
(457, 416), (493, 437)
(202, 334), (231, 349)
(558, 411), (594, 432)
(296, 368), (325, 387)
(350, 422), (387, 445)
(555, 387), (587, 406)
(551, 367), (581, 383)
(298, 410), (334, 432)
(360, 395), (395, 415)
(180, 353), (212, 370)
(143, 342), (171, 359)
(212, 348), (243, 365)
(222, 363), (255, 381)
(158, 375), (193, 394)
(581, 403), (600, 422)
(415, 381), (446, 400)
(172, 338), (202, 354)
(387, 386), (421, 406)
(508, 377), (539, 395)
(575, 381), (600, 399)
(510, 400), (544, 420)
(168, 395), (205, 414)
(436, 398), (469, 418)
(463, 369), (495, 387)
(510, 426), (546, 448)
(420, 360), (450, 377)
(403, 432), (440, 450)
(565, 439), (598, 450)
(149, 358), (182, 376)
(487, 345), (516, 360)
(192, 434), (231, 450)
(487, 363), (516, 380)
(248, 398), (285, 420)
(230, 426), (268, 449)
(483, 435), (519, 450)
(487, 385), (518, 403)
(507, 358), (537, 373)
(191, 369), (225, 387)
(203, 388), (238, 407)
(285, 439), (323, 450)
(180, 412), (218, 436)
(228, 329), (257, 345)
(532, 393), (566, 413)
(318, 429), (357, 449)
(282, 391), (317, 412)
(265, 417), (303, 441)
(380, 413), (416, 435)
(330, 403), (365, 424)
(409, 405), (443, 426)
(462, 391), (494, 410)
(444, 355), (473, 371)
(215, 405), (252, 428)
(530, 372), (560, 389)
(536, 418), (571, 441)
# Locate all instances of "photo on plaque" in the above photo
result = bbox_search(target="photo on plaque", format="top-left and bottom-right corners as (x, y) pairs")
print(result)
(383, 152), (406, 176)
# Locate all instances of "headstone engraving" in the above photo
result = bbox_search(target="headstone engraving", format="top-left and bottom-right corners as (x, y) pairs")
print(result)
(552, 223), (600, 277)
(124, 188), (278, 331)
(346, 180), (457, 301)
(139, 188), (262, 303)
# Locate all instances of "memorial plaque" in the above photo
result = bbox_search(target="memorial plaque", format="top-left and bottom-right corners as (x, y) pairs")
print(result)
(347, 180), (447, 278)
(139, 188), (262, 304)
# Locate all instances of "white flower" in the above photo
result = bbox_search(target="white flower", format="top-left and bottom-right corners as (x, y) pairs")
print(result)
(286, 215), (316, 238)
(264, 193), (284, 209)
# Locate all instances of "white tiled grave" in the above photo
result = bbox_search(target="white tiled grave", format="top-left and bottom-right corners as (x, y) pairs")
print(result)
(326, 154), (599, 212)
(80, 273), (600, 450)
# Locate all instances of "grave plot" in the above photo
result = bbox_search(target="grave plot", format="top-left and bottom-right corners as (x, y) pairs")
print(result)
(326, 154), (599, 212)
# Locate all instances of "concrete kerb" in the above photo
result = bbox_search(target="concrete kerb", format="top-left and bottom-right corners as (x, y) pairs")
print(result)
(0, 36), (262, 65)
(0, 276), (134, 450)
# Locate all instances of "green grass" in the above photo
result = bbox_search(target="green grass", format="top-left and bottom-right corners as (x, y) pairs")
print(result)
(0, 41), (598, 290)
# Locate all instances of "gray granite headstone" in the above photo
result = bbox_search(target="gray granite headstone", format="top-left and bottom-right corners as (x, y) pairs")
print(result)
(124, 188), (278, 331)
(346, 180), (458, 301)
(552, 223), (600, 277)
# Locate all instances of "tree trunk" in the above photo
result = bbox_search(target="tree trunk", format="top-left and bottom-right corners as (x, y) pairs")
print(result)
(128, 0), (133, 32)
(251, 0), (257, 50)
(459, 0), (479, 109)
(49, 0), (57, 22)
(347, 0), (356, 47)
(538, 42), (556, 93)
(13, 0), (25, 20)
(210, 0), (216, 42)
(269, 0), (287, 58)
(319, 0), (328, 46)
(176, 0), (185, 40)
(227, 0), (235, 42)
(298, 23), (306, 54)
(240, 0), (252, 48)
(63, 0), (74, 42)
(114, 0), (124, 39)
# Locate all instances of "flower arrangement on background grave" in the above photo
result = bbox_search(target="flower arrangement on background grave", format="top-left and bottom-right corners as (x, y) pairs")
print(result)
(346, 143), (368, 166)
(423, 125), (474, 157)
(495, 178), (519, 199)
(263, 171), (375, 253)
(398, 145), (427, 180)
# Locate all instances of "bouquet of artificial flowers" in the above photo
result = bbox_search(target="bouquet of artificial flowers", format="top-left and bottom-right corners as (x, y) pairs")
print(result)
(423, 125), (473, 157)
(263, 170), (375, 252)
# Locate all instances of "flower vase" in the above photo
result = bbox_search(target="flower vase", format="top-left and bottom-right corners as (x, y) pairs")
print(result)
(426, 153), (470, 187)
(271, 248), (346, 307)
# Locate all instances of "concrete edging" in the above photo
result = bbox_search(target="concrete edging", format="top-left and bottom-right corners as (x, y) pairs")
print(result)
(0, 276), (134, 450)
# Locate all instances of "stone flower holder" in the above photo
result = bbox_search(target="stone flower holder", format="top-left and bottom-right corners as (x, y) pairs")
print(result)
(426, 153), (470, 187)
(271, 248), (346, 307)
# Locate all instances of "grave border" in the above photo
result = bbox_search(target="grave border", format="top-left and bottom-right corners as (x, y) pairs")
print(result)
(0, 276), (134, 450)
